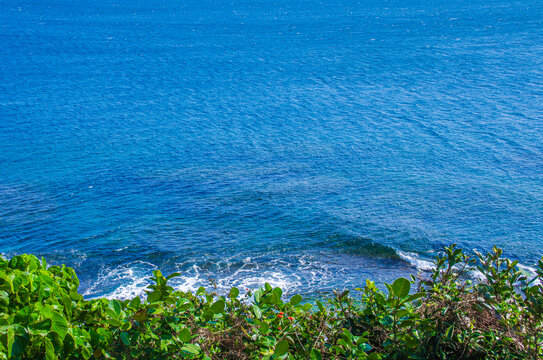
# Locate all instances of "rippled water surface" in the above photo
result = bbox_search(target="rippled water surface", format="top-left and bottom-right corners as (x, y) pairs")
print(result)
(1, 0), (542, 298)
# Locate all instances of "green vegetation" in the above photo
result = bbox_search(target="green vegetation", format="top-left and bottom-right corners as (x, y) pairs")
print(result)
(0, 245), (541, 359)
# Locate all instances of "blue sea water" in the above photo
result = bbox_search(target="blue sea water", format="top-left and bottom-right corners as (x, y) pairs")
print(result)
(0, 0), (542, 298)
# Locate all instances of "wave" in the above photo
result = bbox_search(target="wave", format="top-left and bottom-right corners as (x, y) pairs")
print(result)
(397, 251), (435, 271)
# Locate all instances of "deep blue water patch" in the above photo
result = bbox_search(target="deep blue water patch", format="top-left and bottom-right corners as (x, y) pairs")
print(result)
(0, 0), (542, 298)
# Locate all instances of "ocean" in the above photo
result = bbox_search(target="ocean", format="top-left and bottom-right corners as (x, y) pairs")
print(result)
(0, 0), (542, 298)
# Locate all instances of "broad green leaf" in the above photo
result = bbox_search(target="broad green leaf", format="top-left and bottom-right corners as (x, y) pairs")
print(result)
(202, 310), (214, 321)
(107, 318), (122, 327)
(391, 278), (410, 298)
(133, 309), (148, 322)
(0, 291), (8, 307)
(290, 294), (302, 306)
(252, 305), (262, 319)
(7, 325), (28, 358)
(229, 287), (239, 299)
(254, 290), (262, 304)
(310, 348), (322, 360)
(44, 336), (56, 360)
(274, 340), (289, 357)
(120, 332), (130, 346)
(178, 328), (191, 343)
(129, 296), (141, 309)
(210, 300), (225, 314)
(51, 311), (68, 340)
(108, 299), (122, 317)
(147, 290), (162, 303)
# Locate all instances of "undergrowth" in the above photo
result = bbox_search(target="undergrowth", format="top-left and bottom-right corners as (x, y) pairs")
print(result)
(0, 245), (541, 359)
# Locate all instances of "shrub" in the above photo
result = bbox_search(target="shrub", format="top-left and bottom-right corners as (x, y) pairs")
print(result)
(0, 245), (541, 359)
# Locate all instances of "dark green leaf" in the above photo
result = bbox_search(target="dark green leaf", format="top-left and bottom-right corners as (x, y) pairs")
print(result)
(274, 340), (289, 357)
(178, 328), (191, 343)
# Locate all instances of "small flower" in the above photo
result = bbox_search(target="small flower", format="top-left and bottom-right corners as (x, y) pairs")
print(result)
(288, 316), (294, 321)
(279, 312), (284, 315)
(278, 326), (282, 330)
(277, 313), (283, 318)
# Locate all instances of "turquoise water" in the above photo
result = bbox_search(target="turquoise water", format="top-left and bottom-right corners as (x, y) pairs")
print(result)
(0, 0), (542, 298)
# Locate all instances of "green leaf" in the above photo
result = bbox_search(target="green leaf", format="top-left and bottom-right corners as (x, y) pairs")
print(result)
(181, 343), (200, 355)
(229, 287), (239, 299)
(405, 292), (424, 303)
(210, 300), (225, 314)
(316, 300), (325, 313)
(44, 336), (56, 360)
(81, 345), (92, 360)
(274, 340), (289, 357)
(51, 311), (68, 340)
(445, 324), (455, 341)
(290, 294), (302, 306)
(259, 322), (269, 335)
(129, 296), (141, 309)
(166, 272), (181, 280)
(120, 331), (130, 346)
(108, 299), (122, 317)
(310, 348), (322, 360)
(6, 325), (28, 358)
(107, 318), (122, 327)
(254, 290), (262, 304)
(147, 290), (162, 303)
(0, 291), (9, 307)
(196, 286), (206, 296)
(133, 309), (148, 322)
(202, 310), (214, 321)
(178, 328), (192, 343)
(252, 305), (262, 319)
(391, 278), (410, 298)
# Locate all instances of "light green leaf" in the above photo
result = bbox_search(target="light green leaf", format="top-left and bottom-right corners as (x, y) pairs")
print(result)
(51, 311), (68, 340)
(392, 278), (410, 298)
(290, 294), (302, 306)
(44, 336), (56, 360)
(252, 305), (262, 319)
(181, 343), (201, 355)
(166, 272), (181, 280)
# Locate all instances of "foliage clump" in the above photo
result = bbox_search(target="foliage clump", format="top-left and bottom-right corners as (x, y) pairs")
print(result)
(0, 245), (541, 359)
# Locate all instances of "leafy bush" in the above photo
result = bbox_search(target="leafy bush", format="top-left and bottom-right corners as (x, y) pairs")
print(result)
(0, 245), (541, 359)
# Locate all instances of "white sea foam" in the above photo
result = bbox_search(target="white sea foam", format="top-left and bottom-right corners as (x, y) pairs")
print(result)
(397, 251), (435, 271)
(83, 260), (158, 300)
(518, 263), (541, 285)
